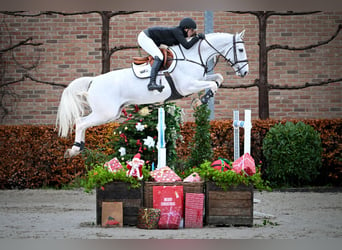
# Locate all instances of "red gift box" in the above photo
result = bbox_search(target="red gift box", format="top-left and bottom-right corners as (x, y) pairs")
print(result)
(104, 157), (123, 172)
(137, 208), (161, 229)
(153, 185), (183, 229)
(232, 153), (256, 176)
(150, 166), (182, 182)
(185, 193), (204, 228)
(183, 172), (201, 182)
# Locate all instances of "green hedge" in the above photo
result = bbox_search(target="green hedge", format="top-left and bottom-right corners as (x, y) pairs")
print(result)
(178, 119), (341, 186)
(0, 119), (340, 188)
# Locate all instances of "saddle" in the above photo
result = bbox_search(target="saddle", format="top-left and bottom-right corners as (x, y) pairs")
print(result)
(133, 48), (174, 71)
(131, 47), (183, 101)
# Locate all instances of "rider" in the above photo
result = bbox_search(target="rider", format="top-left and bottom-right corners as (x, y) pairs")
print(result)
(137, 17), (205, 92)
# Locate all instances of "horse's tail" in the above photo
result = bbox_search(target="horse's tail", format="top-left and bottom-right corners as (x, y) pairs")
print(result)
(56, 77), (93, 137)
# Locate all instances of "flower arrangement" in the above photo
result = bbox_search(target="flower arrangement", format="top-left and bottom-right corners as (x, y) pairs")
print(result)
(81, 162), (151, 193)
(189, 161), (271, 191)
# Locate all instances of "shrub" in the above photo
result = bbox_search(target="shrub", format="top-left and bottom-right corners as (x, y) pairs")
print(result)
(0, 119), (340, 189)
(185, 103), (213, 169)
(262, 121), (323, 187)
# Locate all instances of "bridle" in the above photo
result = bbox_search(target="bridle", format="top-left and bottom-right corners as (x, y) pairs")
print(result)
(177, 34), (248, 76)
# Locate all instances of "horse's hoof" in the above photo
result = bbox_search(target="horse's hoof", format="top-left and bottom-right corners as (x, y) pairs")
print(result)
(64, 149), (71, 158)
(200, 96), (208, 104)
(64, 148), (80, 158)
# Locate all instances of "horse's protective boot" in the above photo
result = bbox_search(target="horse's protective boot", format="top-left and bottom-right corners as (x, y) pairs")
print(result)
(200, 89), (214, 104)
(148, 56), (164, 92)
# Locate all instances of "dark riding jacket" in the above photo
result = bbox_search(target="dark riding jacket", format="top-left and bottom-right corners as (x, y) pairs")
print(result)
(144, 26), (200, 49)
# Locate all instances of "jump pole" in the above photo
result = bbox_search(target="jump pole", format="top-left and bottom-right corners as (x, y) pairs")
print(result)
(233, 110), (252, 161)
(156, 107), (166, 169)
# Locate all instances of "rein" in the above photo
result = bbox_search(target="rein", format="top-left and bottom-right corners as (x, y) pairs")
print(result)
(176, 41), (209, 74)
(176, 34), (248, 76)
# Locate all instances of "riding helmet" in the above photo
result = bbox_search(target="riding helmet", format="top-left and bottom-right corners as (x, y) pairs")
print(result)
(179, 17), (197, 29)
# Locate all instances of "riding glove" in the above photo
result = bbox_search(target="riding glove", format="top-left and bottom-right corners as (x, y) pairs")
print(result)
(197, 33), (205, 39)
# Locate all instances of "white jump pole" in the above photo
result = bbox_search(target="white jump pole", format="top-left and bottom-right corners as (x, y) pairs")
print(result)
(233, 110), (252, 161)
(156, 107), (166, 169)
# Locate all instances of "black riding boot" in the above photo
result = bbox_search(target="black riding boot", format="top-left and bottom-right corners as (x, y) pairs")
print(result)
(148, 56), (164, 92)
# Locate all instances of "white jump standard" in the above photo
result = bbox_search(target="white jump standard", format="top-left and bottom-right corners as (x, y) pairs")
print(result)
(233, 109), (252, 161)
(156, 107), (167, 170)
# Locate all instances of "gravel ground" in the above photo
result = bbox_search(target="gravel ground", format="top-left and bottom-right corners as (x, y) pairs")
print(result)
(0, 189), (341, 239)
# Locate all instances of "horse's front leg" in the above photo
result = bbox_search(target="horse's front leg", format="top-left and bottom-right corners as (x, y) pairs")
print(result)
(201, 74), (224, 103)
(204, 73), (224, 88)
(188, 79), (219, 104)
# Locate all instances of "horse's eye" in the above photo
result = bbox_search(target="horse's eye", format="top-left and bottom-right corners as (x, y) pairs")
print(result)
(239, 48), (244, 52)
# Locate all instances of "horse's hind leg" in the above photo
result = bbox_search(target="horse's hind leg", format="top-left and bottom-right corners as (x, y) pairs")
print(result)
(64, 112), (109, 158)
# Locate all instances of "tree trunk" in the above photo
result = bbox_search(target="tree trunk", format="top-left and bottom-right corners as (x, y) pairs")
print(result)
(101, 12), (111, 74)
(257, 12), (269, 120)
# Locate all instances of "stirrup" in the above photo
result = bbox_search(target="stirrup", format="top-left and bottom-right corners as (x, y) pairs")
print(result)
(148, 82), (164, 92)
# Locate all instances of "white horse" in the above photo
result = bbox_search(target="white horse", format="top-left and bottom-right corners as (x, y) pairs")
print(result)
(56, 31), (249, 158)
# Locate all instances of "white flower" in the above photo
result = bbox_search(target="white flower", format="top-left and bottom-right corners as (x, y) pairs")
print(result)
(135, 122), (145, 131)
(143, 136), (155, 148)
(118, 147), (126, 156)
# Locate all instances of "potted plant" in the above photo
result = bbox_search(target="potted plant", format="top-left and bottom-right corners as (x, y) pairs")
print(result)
(81, 162), (151, 226)
(190, 160), (270, 226)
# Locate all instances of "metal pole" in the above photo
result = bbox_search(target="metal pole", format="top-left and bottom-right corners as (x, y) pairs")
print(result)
(233, 109), (252, 161)
(205, 11), (215, 120)
(233, 110), (240, 161)
(244, 109), (252, 155)
(156, 107), (166, 169)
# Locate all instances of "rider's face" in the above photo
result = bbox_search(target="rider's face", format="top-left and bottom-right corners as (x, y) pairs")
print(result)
(185, 28), (196, 37)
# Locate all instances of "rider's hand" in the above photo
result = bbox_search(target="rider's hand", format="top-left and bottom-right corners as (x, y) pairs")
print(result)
(197, 33), (205, 39)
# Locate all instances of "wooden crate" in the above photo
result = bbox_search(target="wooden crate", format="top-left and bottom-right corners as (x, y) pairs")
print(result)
(205, 181), (253, 226)
(96, 181), (143, 226)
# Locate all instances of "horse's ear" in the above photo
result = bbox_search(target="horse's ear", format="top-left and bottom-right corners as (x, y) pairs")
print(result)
(239, 29), (246, 40)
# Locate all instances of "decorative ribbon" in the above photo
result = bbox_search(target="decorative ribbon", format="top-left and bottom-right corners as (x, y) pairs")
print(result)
(165, 207), (181, 227)
(142, 209), (149, 225)
(218, 157), (232, 171)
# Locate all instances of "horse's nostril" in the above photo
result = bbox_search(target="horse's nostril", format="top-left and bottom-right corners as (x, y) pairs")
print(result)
(243, 71), (247, 76)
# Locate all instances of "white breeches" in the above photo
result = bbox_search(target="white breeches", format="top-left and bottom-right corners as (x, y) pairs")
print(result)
(137, 31), (164, 60)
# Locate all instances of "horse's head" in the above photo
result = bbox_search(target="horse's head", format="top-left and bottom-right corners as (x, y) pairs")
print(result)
(226, 30), (249, 77)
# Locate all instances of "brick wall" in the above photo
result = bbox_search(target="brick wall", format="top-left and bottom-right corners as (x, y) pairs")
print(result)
(1, 11), (341, 124)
